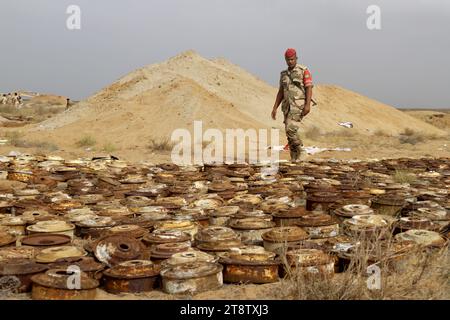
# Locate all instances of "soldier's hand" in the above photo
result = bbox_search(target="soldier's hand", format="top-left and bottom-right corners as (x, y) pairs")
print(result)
(301, 104), (311, 117)
(271, 108), (277, 120)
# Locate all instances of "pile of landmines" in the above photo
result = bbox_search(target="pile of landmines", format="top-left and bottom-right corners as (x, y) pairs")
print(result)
(0, 155), (448, 299)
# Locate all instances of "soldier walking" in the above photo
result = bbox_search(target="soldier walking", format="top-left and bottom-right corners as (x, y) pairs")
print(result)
(271, 48), (314, 162)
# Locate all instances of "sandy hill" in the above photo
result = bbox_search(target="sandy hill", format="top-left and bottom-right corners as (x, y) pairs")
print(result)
(404, 110), (450, 132)
(27, 50), (445, 152)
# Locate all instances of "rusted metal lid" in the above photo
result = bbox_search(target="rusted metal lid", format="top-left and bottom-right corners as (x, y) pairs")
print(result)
(31, 269), (99, 290)
(104, 224), (148, 239)
(160, 261), (223, 280)
(35, 246), (87, 263)
(285, 248), (333, 267)
(103, 260), (160, 279)
(394, 229), (446, 247)
(411, 207), (449, 221)
(93, 235), (146, 267)
(0, 246), (36, 262)
(396, 217), (432, 230)
(229, 218), (275, 230)
(343, 215), (397, 232)
(21, 234), (72, 247)
(0, 232), (16, 247)
(228, 194), (263, 206)
(0, 216), (27, 226)
(372, 194), (406, 206)
(210, 206), (240, 217)
(75, 216), (116, 228)
(143, 230), (191, 246)
(333, 204), (374, 218)
(0, 258), (47, 275)
(27, 220), (75, 233)
(273, 207), (309, 218)
(162, 250), (218, 267)
(49, 256), (104, 273)
(262, 227), (308, 243)
(195, 226), (240, 242)
(306, 191), (341, 203)
(150, 242), (191, 259)
(218, 250), (279, 266)
(296, 213), (337, 227)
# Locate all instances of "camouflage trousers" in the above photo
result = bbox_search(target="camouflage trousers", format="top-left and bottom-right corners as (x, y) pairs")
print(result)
(283, 105), (304, 161)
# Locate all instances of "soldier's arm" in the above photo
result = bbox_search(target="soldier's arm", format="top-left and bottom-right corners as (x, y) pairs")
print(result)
(302, 69), (313, 116)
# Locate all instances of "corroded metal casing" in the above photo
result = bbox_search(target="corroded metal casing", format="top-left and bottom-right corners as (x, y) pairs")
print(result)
(26, 220), (76, 239)
(195, 226), (241, 252)
(262, 227), (309, 254)
(31, 269), (99, 300)
(229, 218), (275, 245)
(342, 214), (397, 239)
(20, 233), (72, 247)
(296, 213), (340, 239)
(160, 261), (223, 294)
(332, 204), (375, 223)
(0, 232), (16, 247)
(48, 256), (105, 280)
(272, 207), (308, 227)
(93, 235), (146, 267)
(7, 171), (33, 183)
(142, 230), (192, 248)
(153, 220), (199, 241)
(370, 195), (406, 217)
(306, 192), (341, 213)
(0, 258), (48, 293)
(102, 260), (161, 293)
(282, 248), (335, 278)
(394, 229), (447, 248)
(218, 251), (279, 284)
(209, 206), (240, 226)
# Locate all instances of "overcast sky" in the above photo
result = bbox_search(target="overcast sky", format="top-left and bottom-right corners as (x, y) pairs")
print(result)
(1, 0), (449, 108)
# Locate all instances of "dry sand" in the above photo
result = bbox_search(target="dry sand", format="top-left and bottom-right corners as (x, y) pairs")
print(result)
(0, 50), (448, 162)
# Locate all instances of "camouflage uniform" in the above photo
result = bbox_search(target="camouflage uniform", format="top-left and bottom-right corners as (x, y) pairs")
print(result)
(279, 64), (313, 161)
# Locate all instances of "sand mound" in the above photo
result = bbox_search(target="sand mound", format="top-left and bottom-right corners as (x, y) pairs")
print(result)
(404, 110), (450, 132)
(28, 50), (446, 153)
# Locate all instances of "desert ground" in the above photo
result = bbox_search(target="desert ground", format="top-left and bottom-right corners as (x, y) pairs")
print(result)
(0, 50), (448, 163)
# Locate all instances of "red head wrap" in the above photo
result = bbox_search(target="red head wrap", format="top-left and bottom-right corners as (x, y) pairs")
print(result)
(284, 48), (297, 58)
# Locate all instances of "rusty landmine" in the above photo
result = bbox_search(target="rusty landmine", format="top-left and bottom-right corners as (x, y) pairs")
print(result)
(21, 234), (72, 247)
(371, 194), (407, 217)
(143, 230), (192, 248)
(31, 269), (99, 300)
(262, 227), (309, 254)
(194, 226), (241, 252)
(161, 250), (218, 268)
(49, 256), (105, 280)
(296, 213), (340, 239)
(342, 214), (397, 239)
(93, 235), (146, 267)
(0, 232), (16, 247)
(150, 242), (192, 263)
(0, 246), (37, 263)
(218, 250), (280, 284)
(26, 220), (76, 239)
(35, 246), (87, 263)
(271, 205), (305, 223)
(282, 248), (335, 279)
(102, 260), (161, 293)
(394, 229), (447, 248)
(306, 191), (341, 212)
(228, 218), (275, 245)
(160, 261), (223, 294)
(0, 258), (48, 293)
(101, 224), (148, 239)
